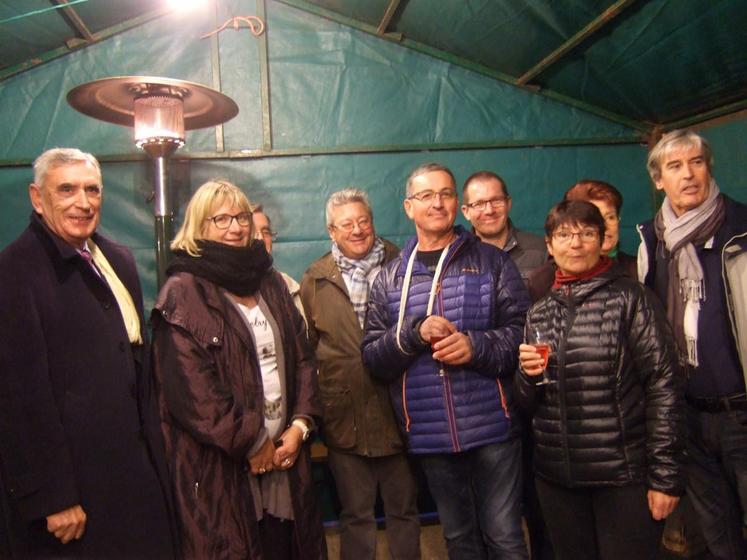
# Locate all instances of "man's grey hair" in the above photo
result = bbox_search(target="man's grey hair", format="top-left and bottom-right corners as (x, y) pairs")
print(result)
(405, 162), (455, 197)
(251, 203), (270, 226)
(325, 188), (373, 226)
(33, 148), (101, 187)
(647, 129), (713, 182)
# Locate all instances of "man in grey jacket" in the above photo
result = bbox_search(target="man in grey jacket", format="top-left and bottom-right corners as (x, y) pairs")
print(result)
(462, 171), (547, 284)
(301, 188), (420, 560)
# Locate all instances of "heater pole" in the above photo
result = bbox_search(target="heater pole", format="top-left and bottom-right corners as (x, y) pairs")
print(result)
(152, 154), (173, 290)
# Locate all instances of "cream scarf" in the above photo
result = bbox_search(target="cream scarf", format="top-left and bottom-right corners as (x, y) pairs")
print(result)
(88, 240), (143, 344)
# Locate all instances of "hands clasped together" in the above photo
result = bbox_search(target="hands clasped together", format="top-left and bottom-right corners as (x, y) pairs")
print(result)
(248, 421), (306, 476)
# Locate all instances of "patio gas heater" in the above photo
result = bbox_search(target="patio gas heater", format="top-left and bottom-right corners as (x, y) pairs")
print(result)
(67, 76), (238, 288)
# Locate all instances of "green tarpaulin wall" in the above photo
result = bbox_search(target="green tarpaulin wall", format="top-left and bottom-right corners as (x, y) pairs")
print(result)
(1, 0), (745, 312)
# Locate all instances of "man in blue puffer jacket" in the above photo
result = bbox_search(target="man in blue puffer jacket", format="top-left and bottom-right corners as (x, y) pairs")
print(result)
(362, 162), (530, 559)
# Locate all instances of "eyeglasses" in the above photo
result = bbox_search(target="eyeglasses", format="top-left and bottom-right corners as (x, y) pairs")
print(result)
(206, 212), (252, 230)
(602, 213), (620, 225)
(331, 217), (372, 233)
(465, 197), (509, 212)
(407, 190), (457, 204)
(552, 229), (600, 245)
(256, 227), (277, 240)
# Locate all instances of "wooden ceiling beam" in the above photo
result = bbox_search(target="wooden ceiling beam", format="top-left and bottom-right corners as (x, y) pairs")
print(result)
(52, 0), (95, 43)
(376, 0), (405, 35)
(517, 0), (639, 85)
(0, 8), (170, 82)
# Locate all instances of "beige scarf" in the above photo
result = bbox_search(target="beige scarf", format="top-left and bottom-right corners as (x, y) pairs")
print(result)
(89, 241), (142, 344)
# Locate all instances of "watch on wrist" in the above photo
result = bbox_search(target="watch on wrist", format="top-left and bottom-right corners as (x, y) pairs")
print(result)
(292, 419), (311, 441)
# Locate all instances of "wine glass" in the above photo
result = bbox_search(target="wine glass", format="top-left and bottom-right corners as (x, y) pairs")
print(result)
(528, 327), (555, 385)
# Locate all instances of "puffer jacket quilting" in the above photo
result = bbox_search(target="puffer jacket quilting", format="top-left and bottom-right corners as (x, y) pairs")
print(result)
(362, 227), (530, 454)
(514, 269), (686, 495)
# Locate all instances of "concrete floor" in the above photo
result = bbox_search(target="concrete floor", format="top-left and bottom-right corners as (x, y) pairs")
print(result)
(324, 522), (708, 560)
(325, 524), (448, 560)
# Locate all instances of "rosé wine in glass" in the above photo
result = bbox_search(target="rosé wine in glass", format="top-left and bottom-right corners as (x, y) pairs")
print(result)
(529, 327), (555, 385)
(535, 343), (550, 369)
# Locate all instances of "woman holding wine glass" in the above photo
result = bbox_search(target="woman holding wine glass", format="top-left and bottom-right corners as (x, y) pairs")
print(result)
(515, 200), (686, 560)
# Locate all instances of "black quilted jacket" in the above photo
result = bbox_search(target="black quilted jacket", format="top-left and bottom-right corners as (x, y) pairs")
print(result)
(515, 268), (686, 495)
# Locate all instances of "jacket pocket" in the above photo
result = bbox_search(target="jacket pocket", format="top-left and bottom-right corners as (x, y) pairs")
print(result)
(7, 472), (40, 498)
(191, 445), (207, 502)
(320, 388), (356, 450)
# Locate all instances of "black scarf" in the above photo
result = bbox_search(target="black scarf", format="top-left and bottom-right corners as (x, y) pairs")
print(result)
(168, 239), (273, 296)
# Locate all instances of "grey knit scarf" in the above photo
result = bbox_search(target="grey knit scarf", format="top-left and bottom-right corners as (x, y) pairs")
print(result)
(332, 237), (386, 328)
(654, 179), (725, 366)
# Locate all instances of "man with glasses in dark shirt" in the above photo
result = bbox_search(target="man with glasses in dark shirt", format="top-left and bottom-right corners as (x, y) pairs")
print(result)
(462, 171), (547, 284)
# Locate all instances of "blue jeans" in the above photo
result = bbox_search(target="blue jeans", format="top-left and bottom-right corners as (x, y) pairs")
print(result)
(420, 438), (527, 560)
(686, 406), (747, 559)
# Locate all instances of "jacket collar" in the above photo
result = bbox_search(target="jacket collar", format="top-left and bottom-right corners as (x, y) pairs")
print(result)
(502, 220), (518, 253)
(549, 267), (622, 305)
(28, 210), (133, 291)
(306, 237), (399, 282)
(307, 252), (349, 295)
(30, 211), (91, 263)
(189, 273), (259, 352)
(397, 225), (473, 277)
(716, 195), (747, 245)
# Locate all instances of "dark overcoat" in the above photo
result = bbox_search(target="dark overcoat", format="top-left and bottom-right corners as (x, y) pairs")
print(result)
(0, 213), (176, 558)
(151, 269), (324, 560)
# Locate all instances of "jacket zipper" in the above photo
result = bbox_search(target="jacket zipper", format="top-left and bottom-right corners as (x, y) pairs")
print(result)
(496, 379), (510, 419)
(442, 374), (461, 452)
(436, 239), (465, 452)
(721, 231), (747, 373)
(558, 290), (577, 485)
(402, 369), (411, 432)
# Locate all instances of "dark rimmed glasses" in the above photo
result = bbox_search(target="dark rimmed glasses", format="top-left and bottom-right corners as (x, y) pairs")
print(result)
(206, 212), (252, 229)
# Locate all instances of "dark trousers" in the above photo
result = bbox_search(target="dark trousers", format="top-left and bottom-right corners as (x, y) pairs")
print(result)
(260, 513), (294, 560)
(686, 406), (747, 559)
(420, 439), (527, 560)
(520, 418), (554, 560)
(327, 449), (420, 560)
(535, 478), (663, 560)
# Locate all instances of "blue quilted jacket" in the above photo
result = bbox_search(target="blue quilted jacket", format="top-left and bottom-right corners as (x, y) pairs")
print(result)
(361, 226), (530, 454)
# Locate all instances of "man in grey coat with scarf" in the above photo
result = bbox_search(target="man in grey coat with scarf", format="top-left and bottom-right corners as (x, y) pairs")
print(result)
(301, 188), (420, 559)
(638, 129), (747, 559)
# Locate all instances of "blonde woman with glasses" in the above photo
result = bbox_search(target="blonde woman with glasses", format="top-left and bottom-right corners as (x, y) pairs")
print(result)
(151, 180), (324, 559)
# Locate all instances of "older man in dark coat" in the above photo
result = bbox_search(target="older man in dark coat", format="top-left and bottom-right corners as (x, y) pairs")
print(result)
(0, 148), (176, 557)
